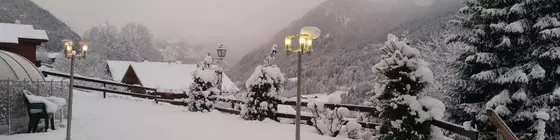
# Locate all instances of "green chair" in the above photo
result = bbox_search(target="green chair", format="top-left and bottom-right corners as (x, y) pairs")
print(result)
(22, 92), (55, 133)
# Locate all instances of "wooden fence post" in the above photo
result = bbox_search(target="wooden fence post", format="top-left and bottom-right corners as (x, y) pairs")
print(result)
(59, 108), (64, 123)
(7, 80), (11, 135)
(471, 113), (478, 140)
(497, 130), (504, 140)
(486, 108), (518, 140)
(103, 83), (106, 98)
(50, 79), (54, 97)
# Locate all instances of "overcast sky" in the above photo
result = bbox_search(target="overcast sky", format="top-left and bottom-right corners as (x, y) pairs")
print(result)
(31, 0), (325, 62)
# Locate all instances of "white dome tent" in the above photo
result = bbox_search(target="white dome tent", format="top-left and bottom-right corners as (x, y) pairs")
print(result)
(0, 50), (61, 135)
(0, 50), (44, 81)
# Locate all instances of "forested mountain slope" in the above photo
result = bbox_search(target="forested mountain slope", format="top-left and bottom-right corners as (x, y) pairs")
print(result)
(230, 0), (463, 96)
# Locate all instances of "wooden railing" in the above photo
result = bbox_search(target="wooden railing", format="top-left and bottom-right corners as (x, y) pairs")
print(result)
(42, 70), (156, 91)
(42, 70), (156, 98)
(43, 70), (479, 140)
(73, 85), (159, 99)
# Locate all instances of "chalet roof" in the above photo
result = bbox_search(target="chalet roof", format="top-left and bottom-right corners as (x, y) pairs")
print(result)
(0, 23), (48, 44)
(112, 60), (239, 92)
(221, 74), (239, 92)
(128, 62), (196, 91)
(106, 60), (137, 81)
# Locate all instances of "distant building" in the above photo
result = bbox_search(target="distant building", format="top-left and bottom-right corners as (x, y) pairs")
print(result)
(35, 47), (59, 67)
(106, 60), (239, 99)
(0, 22), (49, 65)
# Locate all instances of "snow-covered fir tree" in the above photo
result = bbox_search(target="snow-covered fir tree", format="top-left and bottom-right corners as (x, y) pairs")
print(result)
(241, 49), (285, 121)
(188, 63), (220, 112)
(446, 0), (560, 139)
(369, 34), (449, 140)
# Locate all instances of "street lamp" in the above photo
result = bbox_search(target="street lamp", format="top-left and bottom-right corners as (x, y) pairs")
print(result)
(215, 45), (227, 92)
(284, 27), (320, 140)
(217, 45), (227, 60)
(62, 39), (88, 140)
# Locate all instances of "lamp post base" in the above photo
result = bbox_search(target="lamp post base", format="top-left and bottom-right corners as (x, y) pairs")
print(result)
(66, 55), (75, 140)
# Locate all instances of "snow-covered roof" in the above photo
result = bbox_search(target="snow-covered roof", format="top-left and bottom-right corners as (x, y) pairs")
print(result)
(221, 73), (239, 92)
(107, 60), (137, 81)
(123, 61), (239, 92)
(47, 52), (60, 59)
(0, 23), (48, 44)
(129, 62), (195, 90)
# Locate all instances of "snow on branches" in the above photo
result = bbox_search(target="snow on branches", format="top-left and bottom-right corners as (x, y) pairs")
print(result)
(241, 65), (285, 121)
(188, 67), (219, 112)
(371, 34), (433, 97)
(370, 34), (448, 140)
(447, 0), (560, 139)
(307, 99), (352, 138)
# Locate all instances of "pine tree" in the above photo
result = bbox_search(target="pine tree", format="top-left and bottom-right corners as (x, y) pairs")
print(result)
(370, 34), (448, 140)
(241, 51), (285, 121)
(447, 0), (560, 139)
(188, 66), (219, 112)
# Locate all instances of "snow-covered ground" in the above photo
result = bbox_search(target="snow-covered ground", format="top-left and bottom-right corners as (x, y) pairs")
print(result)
(1, 90), (350, 140)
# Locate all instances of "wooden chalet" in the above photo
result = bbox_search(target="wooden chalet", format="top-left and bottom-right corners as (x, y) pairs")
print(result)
(0, 22), (49, 65)
(106, 60), (239, 99)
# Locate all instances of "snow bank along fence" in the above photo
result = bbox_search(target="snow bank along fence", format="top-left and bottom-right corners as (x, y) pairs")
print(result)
(0, 79), (69, 135)
(194, 97), (479, 140)
(41, 71), (479, 139)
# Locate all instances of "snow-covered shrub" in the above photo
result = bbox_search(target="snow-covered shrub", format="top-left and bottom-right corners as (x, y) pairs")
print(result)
(356, 129), (375, 140)
(241, 65), (285, 121)
(447, 0), (560, 139)
(368, 34), (449, 140)
(307, 101), (351, 137)
(340, 120), (362, 139)
(188, 67), (220, 112)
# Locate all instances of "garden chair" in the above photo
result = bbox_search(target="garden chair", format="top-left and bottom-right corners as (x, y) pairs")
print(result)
(23, 91), (55, 133)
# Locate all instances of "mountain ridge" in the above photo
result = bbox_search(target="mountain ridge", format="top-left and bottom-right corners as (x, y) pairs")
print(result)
(230, 0), (463, 94)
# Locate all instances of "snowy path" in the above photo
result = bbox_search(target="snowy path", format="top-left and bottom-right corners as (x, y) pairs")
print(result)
(1, 90), (349, 140)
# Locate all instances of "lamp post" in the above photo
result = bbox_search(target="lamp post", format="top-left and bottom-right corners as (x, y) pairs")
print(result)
(62, 39), (88, 140)
(215, 45), (227, 92)
(284, 27), (320, 140)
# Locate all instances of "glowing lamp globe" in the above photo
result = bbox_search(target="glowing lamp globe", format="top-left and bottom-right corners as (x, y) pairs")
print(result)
(284, 36), (293, 52)
(217, 45), (227, 59)
(300, 26), (321, 39)
(62, 40), (73, 58)
(79, 42), (88, 58)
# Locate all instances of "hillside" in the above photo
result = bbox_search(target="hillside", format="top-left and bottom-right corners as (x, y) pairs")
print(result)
(0, 0), (81, 51)
(229, 0), (463, 95)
